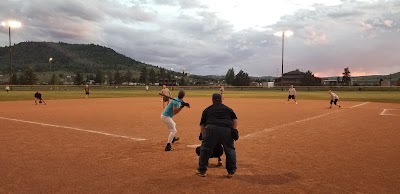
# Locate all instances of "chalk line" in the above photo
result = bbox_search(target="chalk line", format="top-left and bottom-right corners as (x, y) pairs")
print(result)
(0, 116), (146, 141)
(243, 102), (370, 139)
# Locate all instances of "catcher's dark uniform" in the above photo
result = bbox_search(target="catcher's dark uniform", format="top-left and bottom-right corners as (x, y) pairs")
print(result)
(196, 145), (223, 157)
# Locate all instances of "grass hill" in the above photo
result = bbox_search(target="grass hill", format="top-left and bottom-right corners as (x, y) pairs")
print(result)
(0, 41), (153, 74)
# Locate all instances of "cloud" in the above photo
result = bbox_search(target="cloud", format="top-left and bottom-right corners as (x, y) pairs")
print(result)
(1, 0), (399, 77)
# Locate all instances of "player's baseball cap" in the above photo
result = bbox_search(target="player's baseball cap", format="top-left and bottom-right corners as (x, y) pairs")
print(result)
(212, 93), (222, 102)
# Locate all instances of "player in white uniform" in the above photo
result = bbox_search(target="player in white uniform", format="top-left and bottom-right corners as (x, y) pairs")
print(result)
(160, 90), (190, 151)
(160, 85), (172, 108)
(287, 85), (297, 104)
(329, 90), (341, 108)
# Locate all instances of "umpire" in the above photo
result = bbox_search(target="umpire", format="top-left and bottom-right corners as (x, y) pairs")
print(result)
(197, 93), (238, 178)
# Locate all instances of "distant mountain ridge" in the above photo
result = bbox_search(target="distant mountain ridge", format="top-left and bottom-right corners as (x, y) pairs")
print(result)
(0, 41), (154, 74)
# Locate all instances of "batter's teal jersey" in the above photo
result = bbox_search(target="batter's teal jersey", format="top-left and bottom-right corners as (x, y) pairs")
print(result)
(162, 98), (181, 117)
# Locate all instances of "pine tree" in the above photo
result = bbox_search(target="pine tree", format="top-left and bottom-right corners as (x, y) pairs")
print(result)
(225, 68), (235, 85)
(139, 66), (148, 83)
(50, 73), (60, 85)
(342, 67), (351, 86)
(20, 67), (38, 85)
(233, 70), (250, 86)
(149, 68), (157, 84)
(125, 69), (133, 83)
(10, 73), (19, 85)
(75, 72), (84, 85)
(114, 71), (122, 85)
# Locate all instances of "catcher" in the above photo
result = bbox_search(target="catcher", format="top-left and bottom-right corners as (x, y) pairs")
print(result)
(196, 133), (223, 166)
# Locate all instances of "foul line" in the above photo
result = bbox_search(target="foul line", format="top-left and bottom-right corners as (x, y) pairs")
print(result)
(350, 102), (370, 108)
(243, 102), (370, 139)
(0, 116), (146, 141)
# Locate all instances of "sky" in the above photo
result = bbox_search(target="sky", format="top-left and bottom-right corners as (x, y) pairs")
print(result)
(0, 0), (399, 77)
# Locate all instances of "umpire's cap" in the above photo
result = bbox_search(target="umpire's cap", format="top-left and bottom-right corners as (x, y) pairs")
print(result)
(212, 93), (222, 103)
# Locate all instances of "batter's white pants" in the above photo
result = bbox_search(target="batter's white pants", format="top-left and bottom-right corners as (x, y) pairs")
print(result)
(161, 115), (177, 144)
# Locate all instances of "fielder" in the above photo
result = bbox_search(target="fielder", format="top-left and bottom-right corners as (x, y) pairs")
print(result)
(160, 85), (172, 108)
(219, 86), (224, 99)
(287, 85), (297, 104)
(329, 90), (341, 108)
(84, 85), (90, 99)
(160, 90), (190, 151)
(34, 91), (46, 105)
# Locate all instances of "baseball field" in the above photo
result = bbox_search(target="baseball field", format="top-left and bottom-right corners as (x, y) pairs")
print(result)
(1, 88), (400, 193)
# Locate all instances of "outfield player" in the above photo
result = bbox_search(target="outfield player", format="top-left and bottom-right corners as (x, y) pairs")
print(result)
(34, 91), (46, 105)
(84, 85), (90, 99)
(287, 85), (297, 104)
(160, 85), (172, 108)
(219, 86), (224, 99)
(161, 90), (190, 151)
(329, 90), (341, 108)
(5, 86), (10, 92)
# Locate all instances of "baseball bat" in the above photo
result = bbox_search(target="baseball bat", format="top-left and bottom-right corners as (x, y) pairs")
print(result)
(159, 93), (190, 107)
(158, 92), (180, 102)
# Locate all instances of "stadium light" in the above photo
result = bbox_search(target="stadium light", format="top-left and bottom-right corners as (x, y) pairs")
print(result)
(2, 20), (22, 81)
(274, 30), (293, 89)
(49, 57), (53, 85)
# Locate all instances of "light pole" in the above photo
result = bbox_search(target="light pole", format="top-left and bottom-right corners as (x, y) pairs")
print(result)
(1, 20), (21, 81)
(274, 30), (293, 89)
(49, 57), (53, 86)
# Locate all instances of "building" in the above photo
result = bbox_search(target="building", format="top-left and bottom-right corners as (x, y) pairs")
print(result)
(158, 79), (177, 86)
(275, 69), (322, 86)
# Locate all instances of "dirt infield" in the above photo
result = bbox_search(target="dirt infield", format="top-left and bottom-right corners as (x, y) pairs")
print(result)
(1, 97), (400, 193)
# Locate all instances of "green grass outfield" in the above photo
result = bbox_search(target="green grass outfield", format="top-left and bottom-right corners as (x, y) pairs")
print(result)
(1, 89), (399, 103)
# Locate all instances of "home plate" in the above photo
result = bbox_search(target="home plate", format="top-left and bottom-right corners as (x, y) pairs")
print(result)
(187, 144), (201, 148)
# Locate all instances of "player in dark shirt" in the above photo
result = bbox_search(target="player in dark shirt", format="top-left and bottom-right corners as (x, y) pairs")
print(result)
(197, 93), (238, 178)
(34, 91), (46, 105)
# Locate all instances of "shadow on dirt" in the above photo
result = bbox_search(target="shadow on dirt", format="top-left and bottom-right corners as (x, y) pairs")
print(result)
(234, 172), (300, 185)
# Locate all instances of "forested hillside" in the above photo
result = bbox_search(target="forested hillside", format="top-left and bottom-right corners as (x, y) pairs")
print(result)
(0, 41), (152, 73)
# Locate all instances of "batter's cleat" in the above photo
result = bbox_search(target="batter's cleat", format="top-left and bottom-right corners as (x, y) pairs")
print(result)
(165, 143), (173, 151)
(197, 171), (207, 177)
(172, 137), (180, 143)
(227, 173), (235, 178)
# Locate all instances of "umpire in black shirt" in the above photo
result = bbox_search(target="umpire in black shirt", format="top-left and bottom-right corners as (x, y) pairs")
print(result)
(197, 93), (238, 178)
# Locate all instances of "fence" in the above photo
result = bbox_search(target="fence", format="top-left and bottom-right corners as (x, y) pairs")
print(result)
(3, 85), (400, 91)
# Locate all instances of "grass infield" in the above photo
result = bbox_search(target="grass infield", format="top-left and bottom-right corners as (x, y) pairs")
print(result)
(1, 89), (400, 103)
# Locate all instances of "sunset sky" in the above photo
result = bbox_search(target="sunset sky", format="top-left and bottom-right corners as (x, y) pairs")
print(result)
(1, 0), (399, 77)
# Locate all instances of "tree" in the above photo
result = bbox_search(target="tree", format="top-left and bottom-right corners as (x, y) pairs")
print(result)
(342, 67), (351, 86)
(50, 73), (60, 85)
(10, 73), (19, 85)
(94, 69), (104, 84)
(225, 68), (235, 85)
(106, 71), (113, 86)
(125, 69), (133, 83)
(149, 68), (157, 84)
(159, 68), (166, 80)
(301, 70), (316, 86)
(75, 72), (84, 85)
(20, 67), (38, 85)
(233, 70), (250, 86)
(114, 70), (123, 85)
(139, 66), (148, 83)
